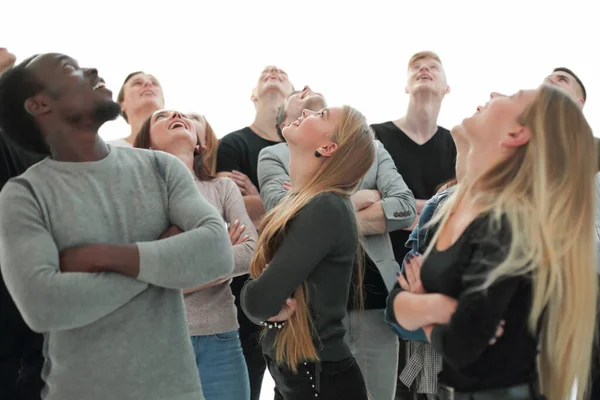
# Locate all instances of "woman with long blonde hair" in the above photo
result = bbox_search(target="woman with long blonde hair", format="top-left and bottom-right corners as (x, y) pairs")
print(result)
(241, 106), (375, 399)
(389, 85), (597, 400)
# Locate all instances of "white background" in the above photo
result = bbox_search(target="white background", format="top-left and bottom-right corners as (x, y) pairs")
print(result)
(1, 0), (596, 398)
(2, 0), (598, 143)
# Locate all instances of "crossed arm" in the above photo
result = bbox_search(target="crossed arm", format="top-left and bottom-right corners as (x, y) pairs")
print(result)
(258, 142), (417, 236)
(0, 155), (233, 332)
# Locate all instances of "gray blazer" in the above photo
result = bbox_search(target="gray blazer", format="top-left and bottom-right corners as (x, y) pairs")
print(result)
(257, 141), (417, 292)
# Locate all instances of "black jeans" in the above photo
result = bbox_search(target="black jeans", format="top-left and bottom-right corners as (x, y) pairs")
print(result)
(266, 355), (368, 400)
(232, 276), (267, 400)
(0, 275), (44, 400)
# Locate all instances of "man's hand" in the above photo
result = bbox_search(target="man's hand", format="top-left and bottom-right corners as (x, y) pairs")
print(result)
(268, 298), (297, 322)
(230, 170), (259, 196)
(283, 181), (292, 192)
(159, 225), (183, 239)
(228, 220), (249, 245)
(59, 244), (104, 273)
(351, 190), (382, 211)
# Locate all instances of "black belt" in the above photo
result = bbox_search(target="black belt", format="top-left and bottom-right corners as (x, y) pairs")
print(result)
(438, 382), (543, 400)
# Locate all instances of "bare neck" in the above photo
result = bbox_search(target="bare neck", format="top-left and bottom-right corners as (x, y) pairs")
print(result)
(251, 92), (286, 142)
(394, 94), (443, 144)
(161, 144), (196, 175)
(288, 147), (321, 192)
(125, 107), (159, 145)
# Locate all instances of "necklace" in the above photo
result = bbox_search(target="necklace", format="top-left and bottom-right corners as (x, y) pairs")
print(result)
(250, 123), (277, 142)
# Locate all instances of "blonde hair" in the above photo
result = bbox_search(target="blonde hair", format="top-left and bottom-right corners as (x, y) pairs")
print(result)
(249, 105), (375, 372)
(408, 51), (442, 68)
(428, 85), (597, 399)
(189, 113), (219, 175)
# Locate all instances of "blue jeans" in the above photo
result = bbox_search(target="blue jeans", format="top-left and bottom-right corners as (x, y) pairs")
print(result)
(191, 330), (250, 400)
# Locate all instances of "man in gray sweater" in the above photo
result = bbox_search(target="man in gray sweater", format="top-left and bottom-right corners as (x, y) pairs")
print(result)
(0, 53), (234, 400)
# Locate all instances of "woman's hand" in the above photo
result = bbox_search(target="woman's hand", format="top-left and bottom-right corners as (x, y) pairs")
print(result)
(397, 253), (426, 294)
(268, 298), (297, 322)
(259, 263), (297, 322)
(228, 220), (249, 245)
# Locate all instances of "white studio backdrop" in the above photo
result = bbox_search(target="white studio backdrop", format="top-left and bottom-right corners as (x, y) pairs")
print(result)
(2, 0), (599, 142)
(1, 0), (595, 398)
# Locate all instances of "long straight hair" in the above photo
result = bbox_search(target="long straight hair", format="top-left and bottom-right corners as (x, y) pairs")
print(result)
(426, 85), (597, 400)
(249, 106), (375, 372)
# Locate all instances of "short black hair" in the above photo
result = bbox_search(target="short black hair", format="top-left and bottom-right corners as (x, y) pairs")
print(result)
(553, 67), (587, 101)
(0, 55), (50, 154)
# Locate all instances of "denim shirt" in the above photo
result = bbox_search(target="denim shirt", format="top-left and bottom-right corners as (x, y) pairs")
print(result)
(385, 188), (454, 341)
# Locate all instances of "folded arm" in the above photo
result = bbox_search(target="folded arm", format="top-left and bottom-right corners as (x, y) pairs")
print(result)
(257, 146), (289, 212)
(241, 194), (346, 323)
(374, 143), (417, 233)
(222, 178), (258, 276)
(430, 228), (517, 369)
(134, 152), (234, 289)
(0, 181), (148, 333)
(384, 283), (428, 341)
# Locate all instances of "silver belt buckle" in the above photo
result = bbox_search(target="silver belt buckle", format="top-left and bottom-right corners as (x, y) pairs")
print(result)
(439, 384), (455, 400)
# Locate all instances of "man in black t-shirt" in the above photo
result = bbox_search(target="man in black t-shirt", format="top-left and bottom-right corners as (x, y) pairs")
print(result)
(0, 48), (46, 400)
(216, 65), (294, 400)
(371, 51), (456, 399)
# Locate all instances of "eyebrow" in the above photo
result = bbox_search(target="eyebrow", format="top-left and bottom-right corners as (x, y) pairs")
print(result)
(55, 55), (78, 65)
(152, 111), (169, 121)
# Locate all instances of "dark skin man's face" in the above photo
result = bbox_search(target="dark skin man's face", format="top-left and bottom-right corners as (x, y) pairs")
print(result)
(25, 53), (120, 130)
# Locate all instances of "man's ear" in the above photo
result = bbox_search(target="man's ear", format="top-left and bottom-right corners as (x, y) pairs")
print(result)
(24, 94), (51, 117)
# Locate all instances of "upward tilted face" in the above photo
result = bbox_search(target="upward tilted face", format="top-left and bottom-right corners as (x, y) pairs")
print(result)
(405, 56), (449, 97)
(24, 53), (121, 127)
(149, 109), (197, 151)
(252, 65), (294, 100)
(282, 106), (342, 154)
(543, 70), (584, 106)
(282, 85), (327, 128)
(120, 72), (165, 118)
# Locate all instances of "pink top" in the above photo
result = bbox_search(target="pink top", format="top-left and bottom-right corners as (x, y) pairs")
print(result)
(184, 177), (257, 336)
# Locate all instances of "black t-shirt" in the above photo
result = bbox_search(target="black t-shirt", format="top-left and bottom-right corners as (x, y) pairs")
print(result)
(216, 127), (281, 189)
(348, 254), (389, 310)
(371, 121), (456, 262)
(0, 131), (44, 190)
(216, 126), (282, 324)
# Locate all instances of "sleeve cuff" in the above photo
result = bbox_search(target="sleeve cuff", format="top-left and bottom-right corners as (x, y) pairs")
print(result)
(136, 242), (162, 284)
